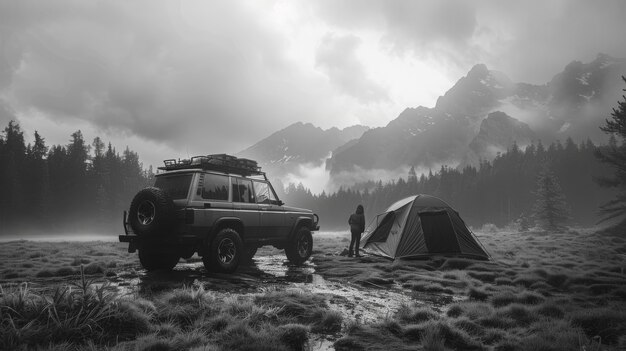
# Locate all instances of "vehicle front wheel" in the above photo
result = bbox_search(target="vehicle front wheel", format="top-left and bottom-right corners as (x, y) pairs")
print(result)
(285, 227), (312, 265)
(203, 228), (243, 273)
(138, 249), (179, 271)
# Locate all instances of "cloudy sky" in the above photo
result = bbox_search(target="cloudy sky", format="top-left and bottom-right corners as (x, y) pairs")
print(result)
(1, 0), (625, 168)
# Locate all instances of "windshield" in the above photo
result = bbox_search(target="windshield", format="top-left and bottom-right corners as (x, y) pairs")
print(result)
(154, 174), (193, 199)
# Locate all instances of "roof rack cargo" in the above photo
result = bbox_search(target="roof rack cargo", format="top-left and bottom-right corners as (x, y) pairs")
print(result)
(158, 154), (263, 176)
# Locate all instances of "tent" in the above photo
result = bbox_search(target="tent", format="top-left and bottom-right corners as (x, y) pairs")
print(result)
(361, 195), (490, 260)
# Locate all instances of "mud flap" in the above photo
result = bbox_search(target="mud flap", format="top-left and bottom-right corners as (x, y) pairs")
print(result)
(128, 241), (137, 253)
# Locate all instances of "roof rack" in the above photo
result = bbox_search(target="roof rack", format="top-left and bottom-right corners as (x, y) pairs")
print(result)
(158, 154), (264, 176)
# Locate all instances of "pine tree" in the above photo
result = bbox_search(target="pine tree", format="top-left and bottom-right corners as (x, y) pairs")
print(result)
(595, 76), (626, 230)
(408, 165), (417, 183)
(25, 131), (49, 225)
(0, 121), (27, 228)
(532, 166), (571, 231)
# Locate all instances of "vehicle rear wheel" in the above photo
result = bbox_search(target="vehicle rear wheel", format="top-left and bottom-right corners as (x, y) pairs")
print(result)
(203, 228), (243, 273)
(285, 227), (312, 265)
(241, 246), (258, 263)
(129, 187), (176, 236)
(139, 249), (179, 271)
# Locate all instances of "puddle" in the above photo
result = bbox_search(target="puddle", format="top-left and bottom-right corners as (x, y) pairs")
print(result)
(6, 247), (465, 351)
(107, 251), (319, 296)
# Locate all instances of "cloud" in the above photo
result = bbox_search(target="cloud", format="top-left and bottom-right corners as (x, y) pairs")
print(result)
(1, 0), (625, 169)
(312, 0), (626, 83)
(315, 33), (388, 103)
(0, 0), (345, 157)
(313, 0), (478, 63)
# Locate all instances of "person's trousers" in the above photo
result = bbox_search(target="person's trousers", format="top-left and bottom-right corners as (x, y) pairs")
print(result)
(349, 230), (361, 255)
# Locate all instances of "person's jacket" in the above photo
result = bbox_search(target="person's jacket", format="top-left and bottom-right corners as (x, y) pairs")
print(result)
(348, 213), (365, 233)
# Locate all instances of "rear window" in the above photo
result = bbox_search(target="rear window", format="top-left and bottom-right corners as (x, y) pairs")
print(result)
(154, 174), (192, 199)
(202, 173), (229, 201)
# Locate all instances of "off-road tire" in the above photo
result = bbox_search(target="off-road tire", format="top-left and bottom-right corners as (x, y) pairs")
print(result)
(139, 249), (179, 271)
(241, 246), (258, 263)
(129, 187), (176, 236)
(203, 228), (243, 273)
(285, 227), (313, 265)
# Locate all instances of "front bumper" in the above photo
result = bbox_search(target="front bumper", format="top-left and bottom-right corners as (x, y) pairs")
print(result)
(313, 213), (320, 231)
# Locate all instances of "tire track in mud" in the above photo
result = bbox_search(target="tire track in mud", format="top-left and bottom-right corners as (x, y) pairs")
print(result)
(107, 250), (464, 325)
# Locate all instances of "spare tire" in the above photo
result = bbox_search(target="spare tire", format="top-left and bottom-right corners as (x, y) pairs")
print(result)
(129, 187), (176, 236)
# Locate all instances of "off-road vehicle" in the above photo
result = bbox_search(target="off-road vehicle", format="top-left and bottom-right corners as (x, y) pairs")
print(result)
(119, 154), (319, 273)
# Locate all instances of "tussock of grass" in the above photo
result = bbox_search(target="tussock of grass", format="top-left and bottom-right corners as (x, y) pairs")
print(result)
(476, 314), (516, 330)
(35, 269), (54, 278)
(1, 278), (339, 350)
(419, 321), (483, 351)
(446, 301), (494, 320)
(453, 318), (485, 337)
(253, 290), (338, 330)
(70, 257), (91, 266)
(517, 320), (586, 351)
(570, 307), (626, 345)
(495, 304), (537, 326)
(277, 324), (309, 351)
(494, 277), (513, 286)
(82, 262), (106, 275)
(420, 324), (446, 351)
(533, 302), (565, 319)
(467, 287), (490, 301)
(482, 328), (506, 345)
(310, 309), (343, 333)
(440, 258), (475, 270)
(490, 290), (544, 307)
(545, 273), (570, 288)
(334, 322), (414, 351)
(588, 283), (619, 295)
(511, 273), (544, 288)
(467, 271), (497, 283)
(0, 280), (152, 349)
(396, 304), (439, 324)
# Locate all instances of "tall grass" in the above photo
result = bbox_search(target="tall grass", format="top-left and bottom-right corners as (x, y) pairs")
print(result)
(1, 273), (344, 350)
(0, 267), (152, 349)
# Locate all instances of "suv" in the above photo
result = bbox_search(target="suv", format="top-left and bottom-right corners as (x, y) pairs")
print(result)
(119, 154), (319, 273)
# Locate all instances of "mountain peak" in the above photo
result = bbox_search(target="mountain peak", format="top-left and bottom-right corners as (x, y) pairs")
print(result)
(469, 111), (535, 159)
(467, 63), (489, 79)
(434, 64), (512, 117)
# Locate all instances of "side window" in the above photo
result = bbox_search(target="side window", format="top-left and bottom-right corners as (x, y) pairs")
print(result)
(202, 174), (229, 201)
(253, 180), (275, 204)
(232, 178), (254, 203)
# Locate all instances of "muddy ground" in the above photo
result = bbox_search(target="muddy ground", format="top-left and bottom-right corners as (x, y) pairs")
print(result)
(1, 229), (626, 350)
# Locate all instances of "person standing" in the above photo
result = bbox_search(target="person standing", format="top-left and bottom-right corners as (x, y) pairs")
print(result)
(348, 204), (365, 257)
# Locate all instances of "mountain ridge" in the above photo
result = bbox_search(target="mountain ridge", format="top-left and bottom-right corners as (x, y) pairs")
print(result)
(327, 53), (626, 176)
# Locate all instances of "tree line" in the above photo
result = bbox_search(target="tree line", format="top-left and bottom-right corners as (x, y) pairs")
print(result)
(0, 121), (154, 234)
(281, 76), (626, 233)
(2, 75), (625, 235)
(279, 138), (616, 231)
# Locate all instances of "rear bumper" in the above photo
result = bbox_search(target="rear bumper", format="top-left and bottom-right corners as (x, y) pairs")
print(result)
(119, 233), (203, 253)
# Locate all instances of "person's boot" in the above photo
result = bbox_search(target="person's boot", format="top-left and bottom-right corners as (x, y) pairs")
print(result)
(355, 250), (362, 258)
(348, 250), (354, 257)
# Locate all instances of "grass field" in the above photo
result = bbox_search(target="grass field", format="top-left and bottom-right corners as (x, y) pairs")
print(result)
(1, 228), (625, 350)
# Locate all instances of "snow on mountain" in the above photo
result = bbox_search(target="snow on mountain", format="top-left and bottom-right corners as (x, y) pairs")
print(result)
(327, 53), (626, 179)
(238, 122), (368, 179)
